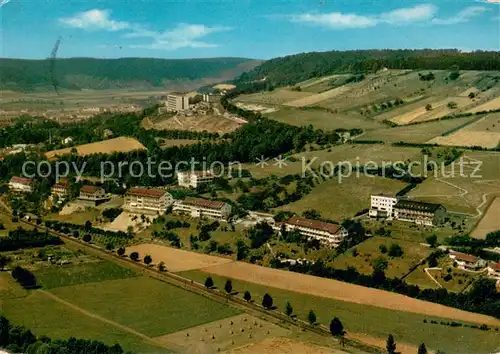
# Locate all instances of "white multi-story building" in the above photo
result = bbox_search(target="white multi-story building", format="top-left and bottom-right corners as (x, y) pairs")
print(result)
(9, 176), (34, 193)
(173, 197), (231, 221)
(393, 200), (447, 226)
(79, 185), (107, 201)
(166, 92), (190, 112)
(487, 262), (500, 280)
(278, 216), (349, 247)
(369, 195), (399, 219)
(177, 170), (215, 188)
(202, 93), (222, 103)
(449, 251), (486, 271)
(124, 187), (173, 213)
(51, 178), (70, 198)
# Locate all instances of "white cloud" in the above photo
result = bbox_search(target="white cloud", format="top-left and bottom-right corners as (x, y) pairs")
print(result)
(59, 9), (130, 31)
(289, 4), (436, 29)
(432, 6), (488, 25)
(127, 23), (232, 50)
(0, 0), (11, 9)
(379, 4), (437, 24)
(292, 12), (377, 29)
(476, 0), (500, 4)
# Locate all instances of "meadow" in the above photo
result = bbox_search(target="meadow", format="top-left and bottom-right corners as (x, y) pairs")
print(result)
(332, 236), (431, 278)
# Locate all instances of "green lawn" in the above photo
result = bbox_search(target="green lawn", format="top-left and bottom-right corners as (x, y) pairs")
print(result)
(34, 261), (139, 289)
(332, 236), (431, 278)
(50, 275), (240, 337)
(178, 270), (500, 354)
(275, 175), (406, 221)
(1, 291), (169, 353)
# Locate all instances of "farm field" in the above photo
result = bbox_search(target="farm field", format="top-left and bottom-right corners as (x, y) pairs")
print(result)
(50, 275), (240, 337)
(179, 269), (500, 354)
(407, 151), (500, 215)
(1, 291), (168, 353)
(467, 96), (500, 113)
(156, 138), (201, 148)
(359, 116), (475, 143)
(225, 338), (344, 354)
(265, 106), (384, 130)
(34, 260), (139, 289)
(332, 236), (431, 278)
(471, 197), (500, 239)
(45, 136), (146, 159)
(234, 89), (313, 105)
(427, 113), (500, 149)
(275, 175), (407, 221)
(242, 144), (421, 179)
(148, 114), (243, 134)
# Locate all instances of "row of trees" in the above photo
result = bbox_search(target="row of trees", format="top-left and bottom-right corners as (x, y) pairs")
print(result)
(0, 227), (61, 252)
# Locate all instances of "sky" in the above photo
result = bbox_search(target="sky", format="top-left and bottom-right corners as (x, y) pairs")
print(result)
(0, 0), (499, 60)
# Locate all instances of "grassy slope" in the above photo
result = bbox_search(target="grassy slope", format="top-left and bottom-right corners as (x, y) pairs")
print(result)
(178, 269), (500, 354)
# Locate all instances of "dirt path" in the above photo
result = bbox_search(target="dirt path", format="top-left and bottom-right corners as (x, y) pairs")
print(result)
(38, 289), (167, 349)
(424, 268), (443, 288)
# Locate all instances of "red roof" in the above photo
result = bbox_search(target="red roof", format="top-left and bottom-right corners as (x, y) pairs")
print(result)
(489, 262), (500, 271)
(286, 216), (341, 235)
(10, 176), (33, 185)
(53, 179), (70, 188)
(80, 185), (103, 194)
(450, 252), (477, 263)
(182, 197), (226, 209)
(127, 187), (167, 198)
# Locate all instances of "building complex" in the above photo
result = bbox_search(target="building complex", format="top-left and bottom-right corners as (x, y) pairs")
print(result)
(124, 187), (173, 213)
(177, 170), (215, 188)
(277, 215), (349, 247)
(9, 176), (34, 193)
(51, 179), (70, 198)
(166, 92), (190, 112)
(173, 197), (231, 220)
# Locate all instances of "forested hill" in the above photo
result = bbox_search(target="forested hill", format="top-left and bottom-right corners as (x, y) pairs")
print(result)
(0, 57), (261, 91)
(235, 49), (500, 87)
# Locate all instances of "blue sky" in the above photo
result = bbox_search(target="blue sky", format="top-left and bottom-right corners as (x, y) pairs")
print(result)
(1, 0), (499, 59)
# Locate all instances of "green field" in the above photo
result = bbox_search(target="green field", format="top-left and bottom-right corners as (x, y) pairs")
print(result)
(178, 269), (500, 354)
(275, 175), (406, 221)
(1, 291), (168, 353)
(34, 261), (139, 289)
(50, 276), (240, 337)
(332, 236), (431, 278)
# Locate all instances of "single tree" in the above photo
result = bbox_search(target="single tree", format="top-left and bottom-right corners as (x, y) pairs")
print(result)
(84, 220), (92, 232)
(418, 343), (428, 354)
(243, 290), (252, 302)
(425, 103), (433, 111)
(117, 247), (125, 256)
(72, 230), (79, 238)
(330, 317), (344, 336)
(0, 255), (11, 271)
(82, 234), (91, 243)
(224, 279), (233, 294)
(426, 234), (438, 248)
(158, 261), (166, 272)
(144, 255), (152, 266)
(105, 243), (113, 251)
(388, 243), (403, 257)
(130, 252), (139, 261)
(308, 310), (317, 325)
(386, 334), (397, 354)
(285, 301), (293, 317)
(205, 276), (214, 288)
(262, 293), (273, 309)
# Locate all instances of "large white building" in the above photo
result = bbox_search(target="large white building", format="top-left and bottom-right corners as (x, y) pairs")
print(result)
(487, 262), (500, 280)
(202, 93), (222, 103)
(79, 185), (107, 202)
(177, 170), (215, 188)
(449, 251), (486, 271)
(278, 216), (349, 247)
(124, 187), (173, 213)
(369, 195), (398, 219)
(166, 92), (190, 112)
(173, 197), (231, 221)
(9, 176), (34, 193)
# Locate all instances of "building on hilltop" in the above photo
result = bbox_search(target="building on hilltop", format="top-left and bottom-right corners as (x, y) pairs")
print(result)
(393, 200), (447, 226)
(369, 195), (399, 219)
(177, 170), (215, 188)
(9, 176), (34, 193)
(51, 178), (70, 198)
(124, 187), (173, 214)
(166, 92), (190, 112)
(173, 197), (231, 221)
(449, 251), (486, 271)
(78, 185), (107, 205)
(487, 262), (500, 280)
(277, 215), (349, 248)
(202, 93), (222, 103)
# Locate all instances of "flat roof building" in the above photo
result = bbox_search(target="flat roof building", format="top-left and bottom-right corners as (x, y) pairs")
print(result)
(166, 92), (190, 112)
